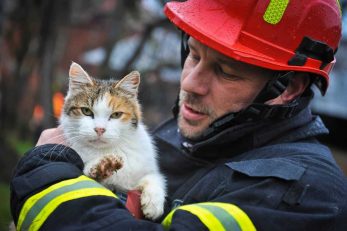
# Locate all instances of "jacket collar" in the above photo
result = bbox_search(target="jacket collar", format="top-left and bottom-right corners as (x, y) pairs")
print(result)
(154, 107), (328, 160)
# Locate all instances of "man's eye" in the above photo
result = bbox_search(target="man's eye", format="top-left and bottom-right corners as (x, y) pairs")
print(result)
(81, 107), (93, 117)
(216, 65), (240, 80)
(188, 52), (200, 62)
(110, 111), (123, 119)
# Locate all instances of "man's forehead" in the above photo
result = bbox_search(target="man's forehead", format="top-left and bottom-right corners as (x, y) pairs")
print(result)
(188, 38), (238, 62)
(188, 37), (273, 74)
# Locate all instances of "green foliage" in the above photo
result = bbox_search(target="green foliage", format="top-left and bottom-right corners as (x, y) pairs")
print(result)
(7, 134), (34, 156)
(0, 183), (11, 231)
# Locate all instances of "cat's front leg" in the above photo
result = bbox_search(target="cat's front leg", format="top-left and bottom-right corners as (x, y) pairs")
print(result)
(137, 173), (166, 220)
(84, 155), (123, 181)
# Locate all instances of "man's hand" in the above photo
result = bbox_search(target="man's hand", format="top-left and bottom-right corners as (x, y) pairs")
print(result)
(36, 126), (68, 146)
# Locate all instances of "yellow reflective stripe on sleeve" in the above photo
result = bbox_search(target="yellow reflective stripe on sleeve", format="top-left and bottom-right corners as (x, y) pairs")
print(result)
(263, 0), (289, 25)
(162, 205), (226, 230)
(180, 205), (226, 230)
(161, 202), (256, 231)
(201, 202), (256, 231)
(17, 175), (93, 230)
(17, 175), (117, 231)
(161, 208), (177, 230)
(29, 187), (117, 231)
(197, 204), (242, 231)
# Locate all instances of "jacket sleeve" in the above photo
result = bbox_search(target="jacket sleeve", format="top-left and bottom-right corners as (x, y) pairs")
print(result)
(162, 156), (347, 231)
(10, 144), (257, 231)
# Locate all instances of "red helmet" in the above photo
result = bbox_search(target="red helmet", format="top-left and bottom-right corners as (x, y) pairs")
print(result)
(164, 0), (342, 94)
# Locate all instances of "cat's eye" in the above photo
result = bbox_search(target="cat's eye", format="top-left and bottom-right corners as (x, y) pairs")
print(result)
(81, 107), (93, 117)
(110, 111), (123, 119)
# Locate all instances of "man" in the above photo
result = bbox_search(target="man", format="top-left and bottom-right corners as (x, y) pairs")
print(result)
(10, 0), (347, 230)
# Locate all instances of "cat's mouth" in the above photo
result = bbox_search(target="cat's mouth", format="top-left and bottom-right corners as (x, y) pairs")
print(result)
(88, 139), (107, 145)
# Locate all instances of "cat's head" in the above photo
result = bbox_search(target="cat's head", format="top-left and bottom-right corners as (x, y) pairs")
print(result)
(60, 62), (142, 149)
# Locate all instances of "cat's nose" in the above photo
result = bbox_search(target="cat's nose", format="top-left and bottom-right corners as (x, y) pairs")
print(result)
(94, 127), (106, 136)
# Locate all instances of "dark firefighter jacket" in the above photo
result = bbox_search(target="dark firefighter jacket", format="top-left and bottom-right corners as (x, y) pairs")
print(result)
(10, 107), (347, 230)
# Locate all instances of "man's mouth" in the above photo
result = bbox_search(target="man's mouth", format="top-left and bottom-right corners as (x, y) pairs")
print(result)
(181, 103), (207, 121)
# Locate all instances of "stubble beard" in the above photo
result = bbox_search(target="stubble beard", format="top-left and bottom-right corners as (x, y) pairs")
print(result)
(178, 90), (218, 139)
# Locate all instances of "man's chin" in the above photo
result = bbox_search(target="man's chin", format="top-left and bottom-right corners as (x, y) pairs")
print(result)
(178, 117), (209, 140)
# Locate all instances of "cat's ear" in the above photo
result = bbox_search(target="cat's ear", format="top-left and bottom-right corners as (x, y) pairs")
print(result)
(115, 71), (140, 96)
(68, 62), (94, 91)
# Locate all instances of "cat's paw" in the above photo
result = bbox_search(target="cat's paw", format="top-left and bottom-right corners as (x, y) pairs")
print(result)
(89, 155), (123, 181)
(140, 188), (165, 220)
(138, 178), (165, 220)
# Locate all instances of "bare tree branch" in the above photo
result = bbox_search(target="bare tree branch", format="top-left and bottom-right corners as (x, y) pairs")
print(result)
(119, 18), (170, 76)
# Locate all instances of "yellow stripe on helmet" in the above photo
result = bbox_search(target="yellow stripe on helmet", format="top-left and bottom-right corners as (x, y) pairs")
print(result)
(336, 0), (342, 16)
(263, 0), (290, 25)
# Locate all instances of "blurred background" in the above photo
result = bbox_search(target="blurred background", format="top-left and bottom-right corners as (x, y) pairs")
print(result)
(0, 0), (346, 230)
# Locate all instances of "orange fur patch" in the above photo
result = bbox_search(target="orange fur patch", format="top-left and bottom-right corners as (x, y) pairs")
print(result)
(106, 92), (141, 123)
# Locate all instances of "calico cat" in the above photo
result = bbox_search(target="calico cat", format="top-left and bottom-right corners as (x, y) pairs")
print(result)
(59, 62), (166, 220)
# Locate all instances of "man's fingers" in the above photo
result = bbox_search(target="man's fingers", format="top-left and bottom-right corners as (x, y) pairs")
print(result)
(36, 127), (67, 146)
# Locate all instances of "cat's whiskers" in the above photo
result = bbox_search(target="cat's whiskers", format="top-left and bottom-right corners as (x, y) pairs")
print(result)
(54, 136), (84, 161)
(49, 135), (85, 163)
(35, 133), (82, 166)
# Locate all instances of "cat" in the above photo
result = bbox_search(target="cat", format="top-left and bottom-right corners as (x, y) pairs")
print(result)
(59, 62), (166, 220)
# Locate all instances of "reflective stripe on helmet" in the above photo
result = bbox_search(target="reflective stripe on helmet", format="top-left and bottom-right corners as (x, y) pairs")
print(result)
(336, 0), (342, 16)
(162, 202), (256, 231)
(17, 175), (117, 231)
(263, 0), (290, 25)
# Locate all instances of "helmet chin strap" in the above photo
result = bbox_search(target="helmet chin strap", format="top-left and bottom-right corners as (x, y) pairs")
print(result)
(253, 71), (294, 103)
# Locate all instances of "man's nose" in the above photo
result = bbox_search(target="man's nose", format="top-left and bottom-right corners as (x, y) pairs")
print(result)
(181, 65), (211, 96)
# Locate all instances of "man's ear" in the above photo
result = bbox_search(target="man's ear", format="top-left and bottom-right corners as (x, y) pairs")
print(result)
(267, 73), (310, 105)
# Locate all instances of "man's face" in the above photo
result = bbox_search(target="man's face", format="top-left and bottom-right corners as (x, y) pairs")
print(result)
(178, 38), (274, 139)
